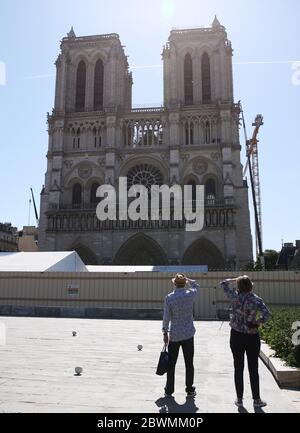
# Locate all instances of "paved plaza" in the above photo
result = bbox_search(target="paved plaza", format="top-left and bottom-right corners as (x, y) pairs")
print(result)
(0, 317), (299, 413)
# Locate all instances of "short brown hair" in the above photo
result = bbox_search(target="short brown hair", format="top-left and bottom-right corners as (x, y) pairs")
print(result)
(173, 273), (186, 287)
(237, 275), (253, 293)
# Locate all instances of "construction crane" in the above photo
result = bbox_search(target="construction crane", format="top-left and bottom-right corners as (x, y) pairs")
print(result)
(30, 187), (39, 227)
(239, 103), (264, 267)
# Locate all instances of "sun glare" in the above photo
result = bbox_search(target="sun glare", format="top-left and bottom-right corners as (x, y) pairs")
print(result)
(161, 0), (175, 19)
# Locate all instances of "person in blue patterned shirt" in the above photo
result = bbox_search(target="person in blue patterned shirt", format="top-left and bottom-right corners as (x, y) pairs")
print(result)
(162, 273), (200, 398)
(220, 276), (271, 409)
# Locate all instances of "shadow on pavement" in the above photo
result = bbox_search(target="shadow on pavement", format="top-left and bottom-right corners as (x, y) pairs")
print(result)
(155, 396), (199, 413)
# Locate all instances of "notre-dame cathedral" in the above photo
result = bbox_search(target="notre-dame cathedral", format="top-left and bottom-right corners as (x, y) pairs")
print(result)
(38, 16), (253, 269)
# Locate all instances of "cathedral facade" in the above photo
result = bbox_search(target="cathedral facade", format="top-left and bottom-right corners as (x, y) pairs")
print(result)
(38, 17), (253, 269)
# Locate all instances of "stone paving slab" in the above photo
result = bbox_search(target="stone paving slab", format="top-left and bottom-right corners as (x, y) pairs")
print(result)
(0, 317), (299, 413)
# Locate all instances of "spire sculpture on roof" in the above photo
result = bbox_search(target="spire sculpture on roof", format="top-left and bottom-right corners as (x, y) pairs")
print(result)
(212, 15), (221, 28)
(67, 26), (76, 39)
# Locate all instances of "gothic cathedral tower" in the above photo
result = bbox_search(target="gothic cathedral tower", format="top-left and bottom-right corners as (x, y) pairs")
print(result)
(39, 18), (253, 269)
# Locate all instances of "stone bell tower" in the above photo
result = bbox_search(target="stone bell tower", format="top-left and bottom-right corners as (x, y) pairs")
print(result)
(159, 16), (253, 268)
(54, 27), (132, 115)
(162, 16), (233, 108)
(38, 28), (133, 251)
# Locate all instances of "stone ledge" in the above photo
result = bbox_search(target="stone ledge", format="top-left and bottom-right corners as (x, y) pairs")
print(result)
(0, 305), (163, 320)
(260, 341), (300, 388)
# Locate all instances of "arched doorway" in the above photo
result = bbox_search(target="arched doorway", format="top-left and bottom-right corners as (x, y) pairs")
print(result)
(114, 234), (168, 265)
(182, 238), (224, 270)
(72, 244), (98, 265)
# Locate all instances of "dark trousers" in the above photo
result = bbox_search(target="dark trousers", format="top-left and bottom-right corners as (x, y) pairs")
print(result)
(230, 328), (261, 400)
(165, 337), (194, 394)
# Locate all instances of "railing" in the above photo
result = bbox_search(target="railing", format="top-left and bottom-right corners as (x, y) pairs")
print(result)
(130, 107), (164, 113)
(170, 27), (220, 36)
(62, 33), (119, 42)
(49, 203), (99, 211)
(46, 201), (236, 232)
(50, 199), (234, 212)
(172, 25), (206, 30)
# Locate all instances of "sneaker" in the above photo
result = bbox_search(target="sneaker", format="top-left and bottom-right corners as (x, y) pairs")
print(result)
(235, 398), (244, 407)
(186, 389), (197, 397)
(253, 399), (267, 408)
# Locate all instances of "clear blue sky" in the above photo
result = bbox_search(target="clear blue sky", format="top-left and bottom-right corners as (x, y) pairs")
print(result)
(0, 0), (299, 254)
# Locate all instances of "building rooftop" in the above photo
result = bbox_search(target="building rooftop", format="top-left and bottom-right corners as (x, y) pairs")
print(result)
(62, 29), (120, 45)
(277, 240), (300, 269)
(0, 222), (17, 235)
(169, 16), (225, 40)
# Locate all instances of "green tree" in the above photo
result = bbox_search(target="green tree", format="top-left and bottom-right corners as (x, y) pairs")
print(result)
(245, 249), (279, 271)
(264, 249), (279, 270)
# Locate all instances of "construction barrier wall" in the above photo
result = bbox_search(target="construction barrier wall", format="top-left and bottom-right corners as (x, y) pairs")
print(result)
(0, 271), (299, 319)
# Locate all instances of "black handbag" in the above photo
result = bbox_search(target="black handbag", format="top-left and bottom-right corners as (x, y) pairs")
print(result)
(156, 344), (169, 376)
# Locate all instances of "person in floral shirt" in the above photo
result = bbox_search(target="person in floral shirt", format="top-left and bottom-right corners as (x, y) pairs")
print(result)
(220, 276), (271, 409)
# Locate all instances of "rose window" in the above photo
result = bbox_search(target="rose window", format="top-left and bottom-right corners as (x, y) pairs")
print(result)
(127, 164), (163, 191)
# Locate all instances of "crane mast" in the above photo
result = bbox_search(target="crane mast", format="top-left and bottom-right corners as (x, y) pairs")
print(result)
(240, 103), (264, 267)
(30, 187), (39, 227)
(249, 115), (263, 258)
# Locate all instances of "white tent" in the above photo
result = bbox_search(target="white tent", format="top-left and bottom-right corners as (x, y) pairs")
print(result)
(0, 251), (88, 272)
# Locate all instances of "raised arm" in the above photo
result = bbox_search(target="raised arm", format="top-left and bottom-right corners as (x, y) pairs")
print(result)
(187, 278), (200, 295)
(220, 278), (239, 302)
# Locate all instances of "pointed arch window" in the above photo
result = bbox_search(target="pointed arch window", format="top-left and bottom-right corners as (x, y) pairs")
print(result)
(93, 126), (97, 147)
(205, 179), (216, 204)
(123, 123), (133, 147)
(185, 122), (189, 145)
(184, 53), (193, 105)
(72, 128), (81, 149)
(188, 180), (197, 201)
(185, 121), (194, 145)
(72, 183), (82, 208)
(76, 128), (80, 148)
(94, 59), (104, 110)
(93, 126), (102, 148)
(202, 53), (211, 103)
(190, 122), (194, 145)
(205, 121), (211, 144)
(71, 128), (76, 149)
(187, 179), (197, 212)
(90, 182), (100, 204)
(75, 61), (86, 112)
